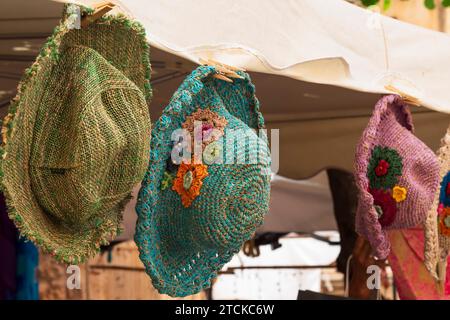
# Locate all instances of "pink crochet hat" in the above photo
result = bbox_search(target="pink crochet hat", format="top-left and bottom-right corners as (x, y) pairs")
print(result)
(354, 95), (440, 260)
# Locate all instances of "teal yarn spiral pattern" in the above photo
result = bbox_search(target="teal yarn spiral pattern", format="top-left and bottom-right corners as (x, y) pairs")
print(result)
(134, 66), (271, 297)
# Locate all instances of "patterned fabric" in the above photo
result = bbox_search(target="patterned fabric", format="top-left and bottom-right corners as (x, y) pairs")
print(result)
(354, 95), (440, 260)
(388, 228), (450, 300)
(0, 4), (152, 264)
(0, 193), (17, 300)
(424, 126), (450, 279)
(135, 66), (271, 297)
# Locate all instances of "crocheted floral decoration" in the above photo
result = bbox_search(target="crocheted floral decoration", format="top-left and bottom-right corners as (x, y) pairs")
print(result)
(182, 108), (228, 148)
(370, 188), (397, 227)
(392, 185), (407, 203)
(367, 146), (403, 190)
(160, 171), (175, 191)
(203, 141), (223, 165)
(375, 159), (389, 177)
(439, 207), (450, 237)
(165, 108), (229, 206)
(172, 163), (209, 207)
(367, 146), (407, 227)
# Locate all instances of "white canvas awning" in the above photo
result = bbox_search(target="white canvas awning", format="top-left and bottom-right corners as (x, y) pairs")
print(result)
(58, 0), (450, 114)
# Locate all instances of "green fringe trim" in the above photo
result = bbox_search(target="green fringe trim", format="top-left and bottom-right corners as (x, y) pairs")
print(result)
(0, 3), (152, 265)
(367, 145), (403, 190)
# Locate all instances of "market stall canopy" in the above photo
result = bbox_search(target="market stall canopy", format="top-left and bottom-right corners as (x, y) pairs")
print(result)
(1, 0), (449, 179)
(58, 0), (450, 114)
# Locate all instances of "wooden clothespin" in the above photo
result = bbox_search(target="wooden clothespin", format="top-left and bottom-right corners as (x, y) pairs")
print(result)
(207, 58), (246, 72)
(384, 84), (421, 107)
(81, 1), (115, 28)
(199, 58), (245, 83)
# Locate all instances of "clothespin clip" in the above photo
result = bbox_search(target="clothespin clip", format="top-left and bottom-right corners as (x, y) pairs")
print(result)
(199, 58), (245, 83)
(81, 1), (115, 28)
(207, 58), (246, 72)
(384, 84), (421, 107)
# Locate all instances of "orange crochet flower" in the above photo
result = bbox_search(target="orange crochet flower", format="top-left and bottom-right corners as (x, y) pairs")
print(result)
(439, 207), (450, 237)
(172, 163), (208, 208)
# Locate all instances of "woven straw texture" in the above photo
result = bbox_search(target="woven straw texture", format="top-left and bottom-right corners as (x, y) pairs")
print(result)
(0, 5), (152, 264)
(354, 95), (440, 260)
(135, 66), (271, 297)
(424, 201), (441, 278)
(424, 125), (450, 278)
(438, 128), (450, 259)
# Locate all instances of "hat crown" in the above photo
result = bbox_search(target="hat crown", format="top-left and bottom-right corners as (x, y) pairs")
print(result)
(28, 45), (150, 227)
(188, 137), (271, 252)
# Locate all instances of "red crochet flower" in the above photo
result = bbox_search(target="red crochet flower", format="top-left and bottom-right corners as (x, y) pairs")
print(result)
(369, 188), (397, 227)
(375, 159), (390, 177)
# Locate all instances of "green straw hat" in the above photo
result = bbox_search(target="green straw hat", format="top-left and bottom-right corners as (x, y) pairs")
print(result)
(0, 4), (152, 264)
(135, 66), (271, 297)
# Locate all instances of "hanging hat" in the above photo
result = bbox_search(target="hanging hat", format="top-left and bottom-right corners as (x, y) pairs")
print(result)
(424, 125), (450, 280)
(135, 66), (271, 297)
(0, 4), (152, 264)
(354, 95), (440, 260)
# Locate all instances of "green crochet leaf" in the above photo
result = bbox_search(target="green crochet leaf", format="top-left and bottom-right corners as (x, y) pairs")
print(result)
(367, 145), (403, 190)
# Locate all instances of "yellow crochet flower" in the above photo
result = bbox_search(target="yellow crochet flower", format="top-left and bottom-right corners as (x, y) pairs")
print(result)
(392, 185), (407, 202)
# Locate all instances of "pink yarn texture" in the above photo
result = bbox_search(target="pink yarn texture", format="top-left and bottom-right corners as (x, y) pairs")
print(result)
(354, 95), (440, 259)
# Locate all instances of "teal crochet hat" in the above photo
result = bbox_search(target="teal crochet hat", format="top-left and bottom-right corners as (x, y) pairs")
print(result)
(135, 65), (271, 297)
